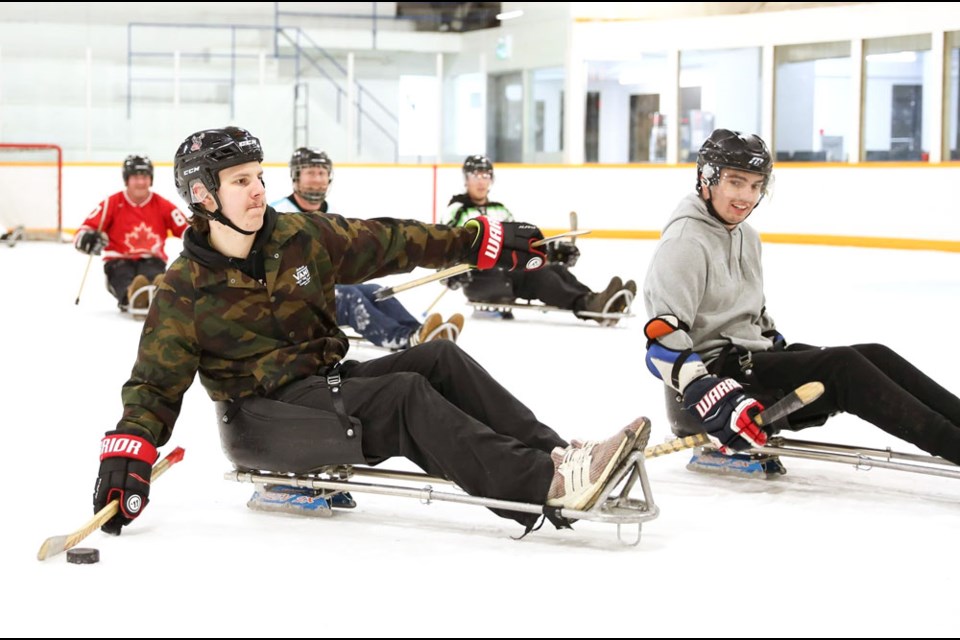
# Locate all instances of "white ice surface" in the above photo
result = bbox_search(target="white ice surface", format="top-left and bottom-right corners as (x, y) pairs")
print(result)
(2, 236), (959, 637)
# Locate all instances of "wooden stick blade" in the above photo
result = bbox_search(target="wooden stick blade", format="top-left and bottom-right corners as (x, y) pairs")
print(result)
(532, 229), (590, 247)
(37, 536), (68, 561)
(37, 446), (186, 561)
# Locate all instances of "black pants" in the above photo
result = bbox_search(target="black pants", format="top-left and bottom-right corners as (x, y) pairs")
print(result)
(228, 341), (566, 526)
(104, 258), (166, 306)
(715, 343), (960, 465)
(465, 265), (591, 310)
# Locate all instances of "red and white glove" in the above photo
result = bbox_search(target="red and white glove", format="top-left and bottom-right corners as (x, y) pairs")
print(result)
(466, 217), (546, 272)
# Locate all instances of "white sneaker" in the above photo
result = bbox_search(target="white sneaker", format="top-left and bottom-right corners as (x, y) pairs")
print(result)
(545, 422), (639, 511)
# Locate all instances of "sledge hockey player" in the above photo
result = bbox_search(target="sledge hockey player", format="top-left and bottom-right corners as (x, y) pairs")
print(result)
(271, 147), (463, 349)
(643, 128), (960, 468)
(1, 223), (24, 247)
(73, 155), (187, 311)
(91, 126), (648, 539)
(444, 154), (634, 323)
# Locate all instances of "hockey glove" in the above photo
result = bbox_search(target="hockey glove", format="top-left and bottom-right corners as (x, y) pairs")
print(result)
(465, 217), (546, 272)
(546, 241), (580, 267)
(74, 229), (109, 255)
(93, 430), (158, 535)
(682, 376), (768, 454)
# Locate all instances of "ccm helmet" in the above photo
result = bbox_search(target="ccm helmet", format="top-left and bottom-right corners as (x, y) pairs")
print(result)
(173, 126), (263, 218)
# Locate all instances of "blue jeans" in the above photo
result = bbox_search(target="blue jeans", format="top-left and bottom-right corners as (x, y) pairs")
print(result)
(336, 283), (420, 349)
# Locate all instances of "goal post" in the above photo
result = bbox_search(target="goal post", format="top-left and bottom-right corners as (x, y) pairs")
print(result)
(0, 143), (63, 241)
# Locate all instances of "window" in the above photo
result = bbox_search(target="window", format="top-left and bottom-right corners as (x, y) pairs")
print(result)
(863, 34), (932, 162)
(586, 55), (669, 163)
(680, 48), (761, 162)
(529, 67), (564, 160)
(775, 42), (852, 162)
(947, 31), (960, 161)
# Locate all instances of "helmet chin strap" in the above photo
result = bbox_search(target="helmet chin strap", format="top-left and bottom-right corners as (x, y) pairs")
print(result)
(189, 202), (256, 237)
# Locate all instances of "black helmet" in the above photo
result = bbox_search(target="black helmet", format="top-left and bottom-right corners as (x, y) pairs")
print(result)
(462, 154), (494, 179)
(290, 147), (333, 181)
(173, 126), (263, 217)
(123, 154), (153, 184)
(696, 129), (772, 191)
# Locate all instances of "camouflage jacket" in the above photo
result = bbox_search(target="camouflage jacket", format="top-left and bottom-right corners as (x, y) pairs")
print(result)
(117, 207), (474, 445)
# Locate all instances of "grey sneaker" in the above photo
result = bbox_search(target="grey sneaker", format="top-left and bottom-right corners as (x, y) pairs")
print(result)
(545, 420), (641, 511)
(571, 417), (651, 451)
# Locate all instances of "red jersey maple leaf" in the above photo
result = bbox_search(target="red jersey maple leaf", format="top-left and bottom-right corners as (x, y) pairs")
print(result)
(124, 222), (163, 255)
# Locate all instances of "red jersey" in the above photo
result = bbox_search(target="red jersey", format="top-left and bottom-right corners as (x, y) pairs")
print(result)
(77, 191), (188, 262)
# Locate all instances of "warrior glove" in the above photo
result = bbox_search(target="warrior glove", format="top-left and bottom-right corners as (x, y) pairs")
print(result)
(465, 217), (546, 272)
(682, 376), (768, 454)
(93, 430), (158, 535)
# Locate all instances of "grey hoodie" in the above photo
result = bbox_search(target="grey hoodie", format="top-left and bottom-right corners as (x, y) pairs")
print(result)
(643, 192), (777, 369)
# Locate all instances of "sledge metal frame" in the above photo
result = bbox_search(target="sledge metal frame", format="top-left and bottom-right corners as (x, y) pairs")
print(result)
(225, 446), (659, 546)
(127, 283), (157, 317)
(752, 436), (960, 480)
(687, 435), (960, 481)
(468, 288), (635, 327)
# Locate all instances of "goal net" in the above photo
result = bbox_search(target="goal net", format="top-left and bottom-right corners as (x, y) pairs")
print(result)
(0, 144), (63, 241)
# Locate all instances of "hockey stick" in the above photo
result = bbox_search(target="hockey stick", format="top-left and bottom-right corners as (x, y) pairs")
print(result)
(374, 229), (592, 301)
(754, 381), (824, 427)
(421, 286), (450, 319)
(37, 446), (185, 561)
(642, 381), (825, 459)
(74, 198), (109, 305)
(569, 212), (578, 245)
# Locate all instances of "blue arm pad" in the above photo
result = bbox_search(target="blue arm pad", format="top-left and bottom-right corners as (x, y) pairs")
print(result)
(645, 343), (709, 393)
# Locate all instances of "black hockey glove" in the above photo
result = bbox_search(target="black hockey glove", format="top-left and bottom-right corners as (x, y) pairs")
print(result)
(74, 229), (108, 255)
(93, 430), (158, 535)
(682, 376), (768, 454)
(546, 241), (580, 267)
(465, 217), (546, 272)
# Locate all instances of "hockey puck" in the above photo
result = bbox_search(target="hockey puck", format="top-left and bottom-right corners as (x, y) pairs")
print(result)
(66, 548), (100, 564)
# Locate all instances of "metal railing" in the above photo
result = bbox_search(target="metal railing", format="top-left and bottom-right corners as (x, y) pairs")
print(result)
(126, 20), (399, 160)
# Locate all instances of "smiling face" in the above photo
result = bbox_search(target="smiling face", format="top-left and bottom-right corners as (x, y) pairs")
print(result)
(125, 173), (152, 204)
(701, 167), (766, 228)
